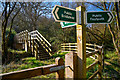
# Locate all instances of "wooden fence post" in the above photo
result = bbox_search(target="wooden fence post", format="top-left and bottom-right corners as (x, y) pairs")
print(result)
(55, 57), (64, 80)
(98, 49), (102, 79)
(65, 52), (77, 80)
(94, 43), (97, 59)
(29, 35), (31, 52)
(25, 31), (28, 52)
(102, 45), (104, 70)
(63, 43), (65, 52)
(69, 43), (71, 52)
(32, 39), (34, 55)
(35, 44), (38, 60)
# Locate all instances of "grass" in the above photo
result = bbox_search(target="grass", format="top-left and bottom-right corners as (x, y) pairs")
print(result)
(103, 51), (120, 78)
(2, 50), (120, 79)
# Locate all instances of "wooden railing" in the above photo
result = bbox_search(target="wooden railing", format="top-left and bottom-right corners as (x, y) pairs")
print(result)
(29, 30), (52, 56)
(16, 30), (52, 58)
(0, 57), (64, 79)
(61, 43), (103, 79)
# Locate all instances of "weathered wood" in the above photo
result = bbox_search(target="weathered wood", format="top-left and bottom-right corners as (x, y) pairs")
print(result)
(1, 66), (43, 79)
(56, 57), (64, 80)
(86, 43), (102, 49)
(86, 61), (98, 71)
(42, 64), (58, 75)
(61, 51), (78, 53)
(61, 43), (77, 45)
(65, 52), (77, 79)
(76, 6), (86, 78)
(69, 43), (71, 51)
(86, 51), (99, 58)
(61, 46), (77, 48)
(86, 47), (98, 51)
(35, 44), (38, 60)
(29, 35), (31, 52)
(32, 39), (34, 55)
(88, 70), (99, 80)
(98, 50), (102, 79)
(25, 31), (28, 52)
(0, 58), (65, 80)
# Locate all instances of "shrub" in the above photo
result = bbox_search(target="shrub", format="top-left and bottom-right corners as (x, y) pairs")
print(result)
(6, 28), (17, 48)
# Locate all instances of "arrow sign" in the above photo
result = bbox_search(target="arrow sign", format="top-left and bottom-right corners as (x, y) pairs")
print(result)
(86, 11), (114, 24)
(52, 5), (76, 23)
(60, 22), (77, 28)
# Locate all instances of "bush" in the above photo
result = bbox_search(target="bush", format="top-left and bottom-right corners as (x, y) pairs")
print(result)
(6, 28), (17, 48)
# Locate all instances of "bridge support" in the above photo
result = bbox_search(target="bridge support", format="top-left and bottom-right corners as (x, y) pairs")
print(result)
(25, 31), (28, 52)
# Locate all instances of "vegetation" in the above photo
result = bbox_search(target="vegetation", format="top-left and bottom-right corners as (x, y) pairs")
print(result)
(2, 51), (120, 79)
(1, 1), (120, 79)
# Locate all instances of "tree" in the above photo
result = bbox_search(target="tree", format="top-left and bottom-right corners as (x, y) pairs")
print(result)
(87, 2), (120, 54)
(1, 2), (22, 64)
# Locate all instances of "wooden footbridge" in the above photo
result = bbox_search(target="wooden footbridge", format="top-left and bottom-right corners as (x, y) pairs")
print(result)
(15, 30), (52, 60)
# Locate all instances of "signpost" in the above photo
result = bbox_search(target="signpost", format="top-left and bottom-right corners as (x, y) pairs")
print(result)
(52, 5), (76, 23)
(60, 22), (77, 28)
(52, 5), (114, 79)
(86, 11), (114, 24)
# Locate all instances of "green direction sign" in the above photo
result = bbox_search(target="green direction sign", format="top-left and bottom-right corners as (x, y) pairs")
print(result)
(60, 22), (77, 28)
(52, 5), (76, 23)
(86, 11), (114, 24)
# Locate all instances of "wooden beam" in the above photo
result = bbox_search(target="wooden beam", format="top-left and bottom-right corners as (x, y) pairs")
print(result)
(86, 61), (98, 71)
(88, 70), (99, 80)
(1, 67), (43, 79)
(86, 51), (99, 58)
(1, 63), (65, 79)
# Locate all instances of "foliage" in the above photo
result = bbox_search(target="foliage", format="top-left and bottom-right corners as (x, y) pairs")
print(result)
(103, 51), (120, 78)
(6, 28), (16, 48)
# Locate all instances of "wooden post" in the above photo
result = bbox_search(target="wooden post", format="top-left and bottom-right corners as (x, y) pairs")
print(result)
(98, 49), (102, 79)
(63, 43), (65, 52)
(25, 31), (28, 52)
(69, 43), (71, 52)
(102, 44), (104, 70)
(29, 35), (32, 52)
(94, 43), (97, 59)
(35, 44), (38, 60)
(65, 52), (77, 80)
(32, 39), (34, 55)
(55, 57), (64, 80)
(76, 6), (86, 78)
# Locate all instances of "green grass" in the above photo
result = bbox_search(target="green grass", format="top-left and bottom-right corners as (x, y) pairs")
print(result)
(8, 49), (26, 54)
(3, 50), (120, 79)
(86, 57), (98, 78)
(103, 51), (120, 78)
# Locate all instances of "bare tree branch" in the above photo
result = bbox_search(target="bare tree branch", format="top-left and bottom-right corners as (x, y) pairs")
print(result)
(87, 2), (104, 10)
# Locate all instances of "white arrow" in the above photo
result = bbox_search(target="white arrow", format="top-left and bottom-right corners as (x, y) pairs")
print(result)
(55, 8), (60, 19)
(107, 13), (112, 22)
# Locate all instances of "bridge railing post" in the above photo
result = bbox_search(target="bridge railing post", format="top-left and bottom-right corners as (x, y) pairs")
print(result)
(25, 31), (28, 52)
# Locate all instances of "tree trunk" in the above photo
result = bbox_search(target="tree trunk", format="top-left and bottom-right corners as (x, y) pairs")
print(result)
(115, 2), (120, 54)
(108, 24), (119, 53)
